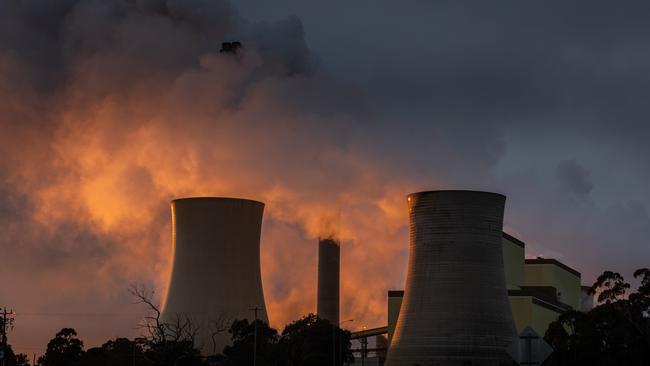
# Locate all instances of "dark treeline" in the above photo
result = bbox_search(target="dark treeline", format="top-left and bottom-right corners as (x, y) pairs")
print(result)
(3, 314), (353, 366)
(4, 267), (650, 366)
(544, 268), (650, 366)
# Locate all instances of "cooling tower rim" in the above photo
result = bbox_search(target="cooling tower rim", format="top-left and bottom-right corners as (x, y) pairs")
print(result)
(318, 236), (341, 243)
(171, 196), (265, 207)
(407, 190), (505, 199)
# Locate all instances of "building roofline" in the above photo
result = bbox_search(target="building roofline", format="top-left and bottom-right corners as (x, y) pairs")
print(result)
(531, 296), (568, 314)
(525, 258), (581, 278)
(171, 197), (265, 206)
(508, 289), (571, 313)
(408, 190), (506, 199)
(502, 232), (525, 248)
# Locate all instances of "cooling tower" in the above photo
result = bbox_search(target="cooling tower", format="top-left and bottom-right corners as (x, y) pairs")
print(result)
(385, 190), (515, 366)
(317, 237), (340, 325)
(162, 197), (268, 354)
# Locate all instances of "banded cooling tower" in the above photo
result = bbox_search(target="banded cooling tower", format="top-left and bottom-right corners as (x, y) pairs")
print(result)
(385, 191), (515, 366)
(317, 237), (340, 325)
(162, 197), (268, 354)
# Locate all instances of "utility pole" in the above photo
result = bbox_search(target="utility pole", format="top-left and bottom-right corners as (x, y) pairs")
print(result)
(249, 306), (264, 366)
(339, 319), (353, 366)
(332, 324), (336, 366)
(1, 308), (15, 366)
(360, 326), (367, 366)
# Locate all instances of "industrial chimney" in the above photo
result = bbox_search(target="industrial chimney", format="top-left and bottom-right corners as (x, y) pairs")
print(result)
(385, 190), (515, 366)
(317, 237), (340, 326)
(162, 197), (268, 354)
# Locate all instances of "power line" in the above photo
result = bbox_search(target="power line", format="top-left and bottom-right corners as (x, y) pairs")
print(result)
(249, 306), (264, 366)
(13, 310), (217, 317)
(1, 307), (15, 366)
(13, 312), (145, 317)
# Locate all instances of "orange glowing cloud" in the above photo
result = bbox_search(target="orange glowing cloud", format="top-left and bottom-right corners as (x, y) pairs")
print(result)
(0, 1), (435, 354)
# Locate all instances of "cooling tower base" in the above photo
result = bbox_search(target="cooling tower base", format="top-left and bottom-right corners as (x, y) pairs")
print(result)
(386, 343), (513, 366)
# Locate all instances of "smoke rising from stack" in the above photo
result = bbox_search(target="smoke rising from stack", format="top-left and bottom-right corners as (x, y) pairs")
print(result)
(0, 0), (415, 352)
(3, 0), (642, 356)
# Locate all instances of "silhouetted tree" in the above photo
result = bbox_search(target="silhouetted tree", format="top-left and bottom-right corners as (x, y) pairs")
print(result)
(222, 319), (284, 366)
(77, 338), (149, 366)
(77, 347), (107, 366)
(13, 352), (30, 366)
(545, 268), (650, 366)
(129, 285), (203, 366)
(37, 328), (84, 366)
(144, 339), (201, 366)
(213, 315), (354, 366)
(28, 312), (358, 366)
(631, 268), (650, 307)
(588, 271), (630, 304)
(280, 314), (353, 366)
(1, 345), (30, 366)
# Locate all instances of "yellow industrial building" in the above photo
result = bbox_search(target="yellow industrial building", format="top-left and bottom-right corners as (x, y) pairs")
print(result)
(387, 232), (592, 343)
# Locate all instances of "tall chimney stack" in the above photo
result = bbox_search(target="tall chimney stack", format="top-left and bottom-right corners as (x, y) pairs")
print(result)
(317, 237), (340, 325)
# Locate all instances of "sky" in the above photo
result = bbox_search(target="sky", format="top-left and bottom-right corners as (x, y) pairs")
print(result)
(1, 0), (650, 356)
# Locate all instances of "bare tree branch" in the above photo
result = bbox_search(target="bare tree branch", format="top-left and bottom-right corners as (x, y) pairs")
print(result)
(129, 284), (200, 346)
(208, 313), (233, 354)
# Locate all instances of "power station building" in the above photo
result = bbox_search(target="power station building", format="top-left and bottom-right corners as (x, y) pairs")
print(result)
(353, 191), (593, 366)
(386, 232), (589, 346)
(157, 191), (590, 364)
(504, 233), (585, 335)
(162, 197), (268, 354)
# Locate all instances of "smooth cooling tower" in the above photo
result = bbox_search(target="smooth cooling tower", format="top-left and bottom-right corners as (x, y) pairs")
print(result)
(162, 197), (268, 354)
(385, 190), (515, 366)
(317, 237), (340, 325)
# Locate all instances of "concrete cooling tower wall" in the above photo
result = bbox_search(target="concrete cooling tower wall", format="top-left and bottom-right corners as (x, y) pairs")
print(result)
(162, 197), (268, 355)
(385, 190), (516, 366)
(317, 237), (340, 325)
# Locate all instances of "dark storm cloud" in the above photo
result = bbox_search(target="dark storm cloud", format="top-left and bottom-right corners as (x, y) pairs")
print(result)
(2, 0), (650, 355)
(237, 1), (650, 130)
(236, 0), (650, 277)
(0, 0), (377, 355)
(556, 160), (593, 197)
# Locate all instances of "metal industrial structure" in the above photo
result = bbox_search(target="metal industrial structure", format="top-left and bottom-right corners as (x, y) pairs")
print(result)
(385, 190), (516, 366)
(317, 237), (340, 325)
(162, 197), (268, 354)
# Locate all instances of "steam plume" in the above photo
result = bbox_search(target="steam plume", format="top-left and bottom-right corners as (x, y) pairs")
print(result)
(0, 0), (414, 353)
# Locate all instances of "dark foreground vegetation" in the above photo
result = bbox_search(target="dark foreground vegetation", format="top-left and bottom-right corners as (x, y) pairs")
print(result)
(2, 313), (352, 366)
(544, 268), (650, 366)
(2, 268), (649, 366)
